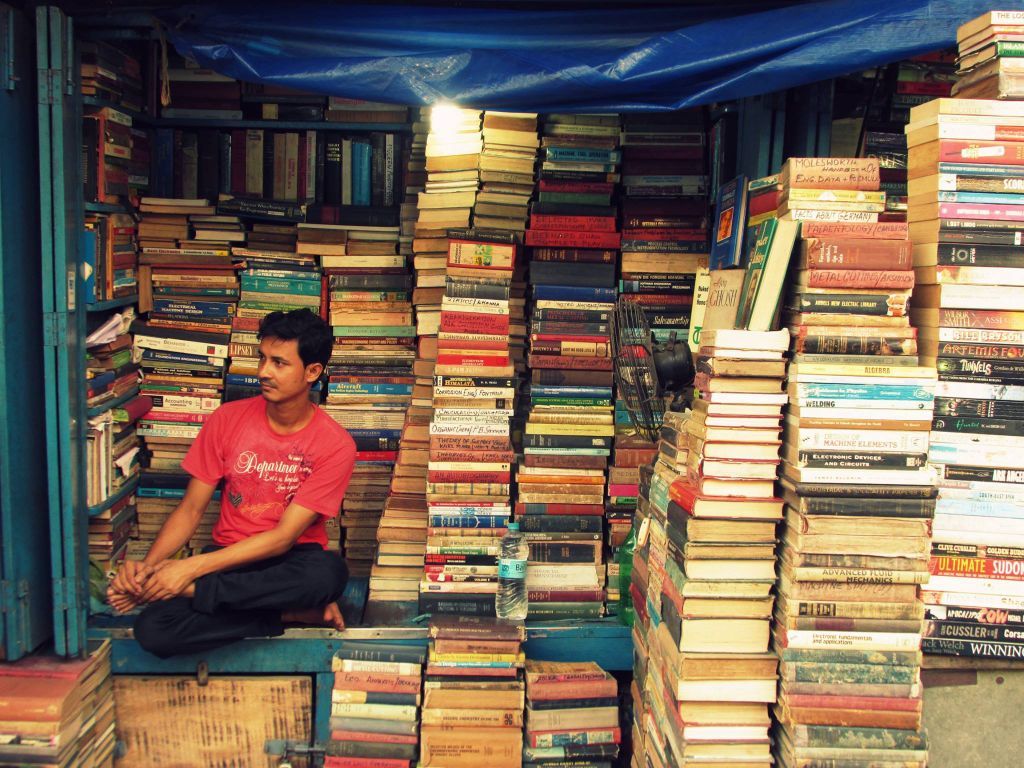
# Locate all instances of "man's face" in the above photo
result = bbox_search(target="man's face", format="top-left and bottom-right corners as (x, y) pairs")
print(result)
(256, 337), (320, 404)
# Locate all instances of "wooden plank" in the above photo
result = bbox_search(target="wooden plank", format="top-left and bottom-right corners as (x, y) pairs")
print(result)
(114, 676), (311, 767)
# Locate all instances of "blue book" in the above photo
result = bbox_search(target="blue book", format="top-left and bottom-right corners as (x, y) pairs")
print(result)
(151, 298), (234, 318)
(347, 428), (403, 439)
(939, 162), (1024, 178)
(327, 382), (413, 395)
(545, 146), (621, 163)
(81, 229), (97, 302)
(353, 141), (372, 206)
(153, 129), (175, 198)
(709, 174), (749, 270)
(532, 285), (616, 302)
(935, 190), (1024, 205)
(795, 383), (934, 401)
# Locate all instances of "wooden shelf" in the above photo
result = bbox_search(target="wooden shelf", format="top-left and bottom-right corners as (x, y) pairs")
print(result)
(87, 475), (139, 518)
(84, 201), (129, 214)
(86, 385), (140, 418)
(86, 294), (138, 312)
(82, 96), (153, 124)
(155, 118), (412, 132)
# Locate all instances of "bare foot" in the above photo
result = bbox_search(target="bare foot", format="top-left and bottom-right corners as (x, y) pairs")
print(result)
(282, 603), (345, 631)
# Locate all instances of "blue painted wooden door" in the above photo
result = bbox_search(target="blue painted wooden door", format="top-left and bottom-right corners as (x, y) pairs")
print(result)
(36, 5), (87, 657)
(0, 3), (53, 661)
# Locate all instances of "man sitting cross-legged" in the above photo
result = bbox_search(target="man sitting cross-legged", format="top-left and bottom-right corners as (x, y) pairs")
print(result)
(107, 308), (355, 658)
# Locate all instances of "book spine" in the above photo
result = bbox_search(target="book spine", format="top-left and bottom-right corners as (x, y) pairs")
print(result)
(802, 270), (914, 289)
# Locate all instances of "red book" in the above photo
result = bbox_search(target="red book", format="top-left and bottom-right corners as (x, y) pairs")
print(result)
(896, 80), (951, 96)
(524, 229), (622, 249)
(800, 238), (912, 270)
(329, 731), (418, 745)
(747, 190), (782, 217)
(538, 179), (614, 194)
(356, 451), (398, 462)
(144, 410), (209, 424)
(530, 214), (618, 232)
(936, 139), (1024, 165)
(323, 758), (410, 768)
(439, 312), (510, 335)
(939, 201), (1024, 221)
(436, 353), (510, 368)
(527, 354), (613, 370)
(787, 693), (922, 712)
(514, 502), (604, 515)
(799, 269), (915, 290)
(620, 227), (706, 241)
(437, 338), (509, 352)
(799, 221), (909, 240)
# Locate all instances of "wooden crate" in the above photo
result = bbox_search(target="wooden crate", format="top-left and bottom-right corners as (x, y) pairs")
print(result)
(114, 676), (311, 767)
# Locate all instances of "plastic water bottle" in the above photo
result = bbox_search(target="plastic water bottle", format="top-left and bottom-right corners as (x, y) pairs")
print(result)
(496, 522), (529, 620)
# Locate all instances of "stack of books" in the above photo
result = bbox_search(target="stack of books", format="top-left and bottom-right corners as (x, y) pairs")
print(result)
(478, 112), (539, 232)
(367, 111), (432, 618)
(952, 11), (1024, 100)
(80, 39), (142, 111)
(130, 482), (220, 561)
(228, 221), (320, 395)
(629, 424), (675, 764)
(327, 642), (426, 768)
(0, 640), (116, 768)
(775, 159), (934, 768)
(82, 105), (135, 207)
(82, 209), (138, 302)
(420, 228), (518, 617)
(420, 616), (525, 768)
(327, 97), (411, 125)
(523, 660), (621, 762)
(365, 114), (431, 613)
(904, 93), (1024, 659)
(315, 222), (413, 573)
(618, 111), (708, 343)
(131, 197), (237, 561)
(651, 329), (787, 767)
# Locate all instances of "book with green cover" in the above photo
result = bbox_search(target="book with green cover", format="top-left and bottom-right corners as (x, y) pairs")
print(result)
(735, 217), (799, 331)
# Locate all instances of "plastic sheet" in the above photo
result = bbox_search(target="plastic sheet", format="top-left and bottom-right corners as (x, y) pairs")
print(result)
(161, 0), (1016, 112)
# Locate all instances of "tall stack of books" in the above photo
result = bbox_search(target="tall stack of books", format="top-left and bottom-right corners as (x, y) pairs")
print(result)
(364, 111), (432, 616)
(775, 158), (934, 768)
(629, 423), (676, 764)
(517, 114), (622, 619)
(905, 86), (1024, 654)
(651, 329), (788, 767)
(327, 642), (426, 768)
(421, 227), (517, 617)
(367, 110), (432, 617)
(952, 11), (1024, 100)
(228, 224), (321, 399)
(420, 616), (525, 768)
(523, 660), (621, 763)
(479, 111), (538, 429)
(132, 197), (237, 560)
(314, 221), (412, 571)
(0, 641), (116, 768)
(82, 104), (135, 206)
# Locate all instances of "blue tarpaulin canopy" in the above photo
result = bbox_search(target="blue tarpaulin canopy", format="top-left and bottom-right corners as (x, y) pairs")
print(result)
(160, 0), (1023, 112)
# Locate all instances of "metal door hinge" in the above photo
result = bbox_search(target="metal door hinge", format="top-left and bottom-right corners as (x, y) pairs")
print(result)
(42, 311), (66, 347)
(36, 66), (58, 105)
(0, 579), (28, 614)
(52, 577), (71, 611)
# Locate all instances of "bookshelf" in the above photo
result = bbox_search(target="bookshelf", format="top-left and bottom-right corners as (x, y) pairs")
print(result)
(87, 475), (139, 518)
(86, 294), (138, 312)
(86, 385), (140, 418)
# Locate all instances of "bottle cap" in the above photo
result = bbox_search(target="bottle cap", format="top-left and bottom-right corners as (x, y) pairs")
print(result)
(506, 522), (520, 531)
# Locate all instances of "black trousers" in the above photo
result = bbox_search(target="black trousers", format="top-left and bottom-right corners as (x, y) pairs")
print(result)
(133, 544), (348, 658)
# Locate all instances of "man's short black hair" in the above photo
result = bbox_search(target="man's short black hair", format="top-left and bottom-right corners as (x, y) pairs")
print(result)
(257, 308), (332, 370)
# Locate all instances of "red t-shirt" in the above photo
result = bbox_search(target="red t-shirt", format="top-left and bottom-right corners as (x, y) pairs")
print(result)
(181, 397), (356, 549)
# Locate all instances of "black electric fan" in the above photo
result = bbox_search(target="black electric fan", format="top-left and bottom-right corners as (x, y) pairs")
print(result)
(611, 296), (695, 442)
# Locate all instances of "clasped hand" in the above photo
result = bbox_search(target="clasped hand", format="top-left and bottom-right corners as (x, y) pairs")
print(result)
(107, 559), (198, 613)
